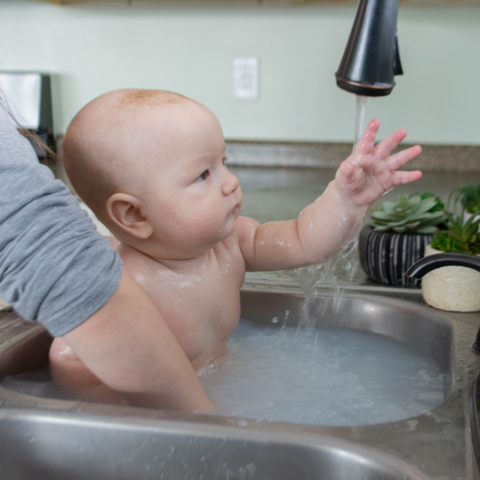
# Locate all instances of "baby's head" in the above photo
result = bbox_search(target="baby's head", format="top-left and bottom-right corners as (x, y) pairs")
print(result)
(63, 89), (242, 260)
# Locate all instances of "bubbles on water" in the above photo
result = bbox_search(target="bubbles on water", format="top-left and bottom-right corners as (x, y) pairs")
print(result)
(201, 319), (445, 426)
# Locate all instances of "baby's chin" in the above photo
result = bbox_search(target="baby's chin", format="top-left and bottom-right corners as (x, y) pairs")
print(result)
(217, 213), (240, 241)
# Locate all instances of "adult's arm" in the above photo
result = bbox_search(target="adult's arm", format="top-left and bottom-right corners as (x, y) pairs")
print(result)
(0, 102), (211, 411)
(62, 268), (212, 411)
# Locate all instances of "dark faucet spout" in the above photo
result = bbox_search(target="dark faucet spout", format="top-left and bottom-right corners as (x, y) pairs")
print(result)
(336, 0), (403, 97)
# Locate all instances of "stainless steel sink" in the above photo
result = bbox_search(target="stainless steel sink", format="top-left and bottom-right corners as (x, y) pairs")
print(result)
(1, 284), (479, 479)
(0, 409), (431, 480)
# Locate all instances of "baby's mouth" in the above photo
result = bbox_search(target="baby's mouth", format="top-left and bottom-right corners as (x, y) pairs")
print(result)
(229, 201), (242, 217)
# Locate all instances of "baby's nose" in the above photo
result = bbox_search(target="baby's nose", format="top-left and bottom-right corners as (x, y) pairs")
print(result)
(222, 170), (240, 196)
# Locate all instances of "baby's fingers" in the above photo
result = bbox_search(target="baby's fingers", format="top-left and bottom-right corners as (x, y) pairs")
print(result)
(387, 145), (422, 171)
(392, 170), (423, 186)
(354, 119), (380, 155)
(373, 128), (408, 160)
(337, 159), (356, 183)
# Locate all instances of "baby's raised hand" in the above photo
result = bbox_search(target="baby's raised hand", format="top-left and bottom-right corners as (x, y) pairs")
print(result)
(335, 119), (422, 207)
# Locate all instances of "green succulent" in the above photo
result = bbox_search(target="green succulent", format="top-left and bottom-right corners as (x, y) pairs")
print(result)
(431, 212), (480, 255)
(448, 182), (480, 215)
(370, 193), (446, 234)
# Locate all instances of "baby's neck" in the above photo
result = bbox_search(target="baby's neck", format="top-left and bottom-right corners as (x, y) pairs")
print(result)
(119, 243), (215, 274)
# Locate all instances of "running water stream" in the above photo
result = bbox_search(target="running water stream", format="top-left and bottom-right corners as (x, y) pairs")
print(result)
(354, 95), (368, 149)
(296, 94), (369, 330)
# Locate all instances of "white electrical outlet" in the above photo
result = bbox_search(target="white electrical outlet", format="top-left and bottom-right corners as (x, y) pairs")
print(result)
(233, 58), (259, 100)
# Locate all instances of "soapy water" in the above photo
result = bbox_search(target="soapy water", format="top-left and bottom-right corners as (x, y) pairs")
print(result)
(203, 319), (444, 426)
(4, 255), (445, 426)
(3, 316), (445, 427)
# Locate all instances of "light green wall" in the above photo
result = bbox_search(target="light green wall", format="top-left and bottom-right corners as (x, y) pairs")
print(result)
(0, 1), (479, 145)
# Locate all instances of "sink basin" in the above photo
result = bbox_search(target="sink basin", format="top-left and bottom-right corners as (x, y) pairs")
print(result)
(0, 409), (431, 480)
(0, 285), (477, 480)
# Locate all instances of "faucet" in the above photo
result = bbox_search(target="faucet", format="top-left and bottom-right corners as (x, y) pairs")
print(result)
(406, 254), (480, 353)
(406, 253), (480, 278)
(336, 0), (403, 97)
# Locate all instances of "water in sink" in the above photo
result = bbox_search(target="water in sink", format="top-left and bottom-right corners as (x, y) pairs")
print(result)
(201, 318), (444, 426)
(3, 318), (445, 427)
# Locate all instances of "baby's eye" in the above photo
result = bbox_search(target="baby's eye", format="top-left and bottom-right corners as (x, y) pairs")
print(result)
(196, 170), (209, 181)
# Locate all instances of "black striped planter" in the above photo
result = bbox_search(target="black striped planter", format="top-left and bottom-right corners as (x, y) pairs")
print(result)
(358, 226), (434, 288)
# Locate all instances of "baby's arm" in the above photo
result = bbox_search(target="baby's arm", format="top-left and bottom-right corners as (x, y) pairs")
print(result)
(237, 120), (422, 271)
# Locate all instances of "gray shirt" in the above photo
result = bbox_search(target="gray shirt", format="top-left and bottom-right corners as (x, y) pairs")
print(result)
(0, 104), (123, 336)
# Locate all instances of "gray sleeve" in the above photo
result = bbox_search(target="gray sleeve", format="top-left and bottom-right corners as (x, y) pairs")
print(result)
(0, 104), (123, 336)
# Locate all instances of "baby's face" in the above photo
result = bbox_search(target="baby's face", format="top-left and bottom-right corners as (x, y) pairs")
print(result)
(139, 103), (242, 259)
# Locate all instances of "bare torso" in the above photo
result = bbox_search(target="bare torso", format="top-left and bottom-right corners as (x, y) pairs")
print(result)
(117, 237), (246, 370)
(49, 231), (247, 395)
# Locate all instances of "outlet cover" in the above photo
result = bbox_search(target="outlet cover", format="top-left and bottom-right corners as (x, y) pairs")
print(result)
(233, 58), (259, 100)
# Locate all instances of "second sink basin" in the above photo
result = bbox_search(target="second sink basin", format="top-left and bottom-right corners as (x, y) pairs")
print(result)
(0, 408), (431, 480)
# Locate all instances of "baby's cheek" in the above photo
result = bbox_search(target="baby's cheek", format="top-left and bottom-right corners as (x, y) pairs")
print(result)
(191, 209), (224, 237)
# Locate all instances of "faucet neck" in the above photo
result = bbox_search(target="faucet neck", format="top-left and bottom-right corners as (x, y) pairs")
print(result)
(336, 0), (402, 97)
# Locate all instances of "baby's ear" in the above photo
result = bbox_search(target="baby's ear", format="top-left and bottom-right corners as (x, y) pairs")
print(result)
(106, 193), (153, 240)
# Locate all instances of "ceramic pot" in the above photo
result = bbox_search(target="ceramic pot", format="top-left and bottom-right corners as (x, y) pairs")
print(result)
(358, 226), (433, 287)
(421, 245), (480, 312)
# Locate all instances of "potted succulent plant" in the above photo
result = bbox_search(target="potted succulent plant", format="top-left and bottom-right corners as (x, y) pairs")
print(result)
(449, 181), (480, 226)
(359, 193), (446, 287)
(421, 209), (480, 312)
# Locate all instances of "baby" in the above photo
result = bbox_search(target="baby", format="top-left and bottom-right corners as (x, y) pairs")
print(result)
(49, 89), (422, 402)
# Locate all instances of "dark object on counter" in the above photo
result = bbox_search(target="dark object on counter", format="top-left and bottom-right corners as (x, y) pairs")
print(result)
(336, 0), (403, 97)
(405, 253), (480, 278)
(406, 253), (480, 353)
(359, 226), (433, 287)
(0, 72), (55, 161)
